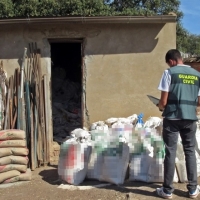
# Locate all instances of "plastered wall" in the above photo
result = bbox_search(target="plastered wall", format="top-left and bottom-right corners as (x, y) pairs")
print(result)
(83, 23), (176, 125)
(0, 22), (176, 131)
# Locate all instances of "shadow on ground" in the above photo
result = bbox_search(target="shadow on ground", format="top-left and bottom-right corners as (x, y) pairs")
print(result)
(38, 165), (190, 199)
(39, 165), (61, 185)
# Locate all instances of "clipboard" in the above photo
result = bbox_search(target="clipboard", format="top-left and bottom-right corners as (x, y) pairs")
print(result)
(147, 95), (159, 105)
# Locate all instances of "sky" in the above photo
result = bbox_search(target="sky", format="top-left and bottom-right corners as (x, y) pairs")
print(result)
(179, 0), (200, 35)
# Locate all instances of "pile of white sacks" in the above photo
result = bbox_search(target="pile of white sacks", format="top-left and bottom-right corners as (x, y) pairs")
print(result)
(58, 114), (200, 185)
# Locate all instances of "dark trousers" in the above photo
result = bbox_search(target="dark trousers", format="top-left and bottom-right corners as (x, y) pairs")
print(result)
(162, 118), (197, 193)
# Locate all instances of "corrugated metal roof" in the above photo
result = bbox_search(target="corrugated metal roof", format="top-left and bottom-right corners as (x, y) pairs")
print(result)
(183, 57), (200, 63)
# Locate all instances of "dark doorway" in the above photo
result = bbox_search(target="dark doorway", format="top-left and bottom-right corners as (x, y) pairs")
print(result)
(50, 42), (82, 142)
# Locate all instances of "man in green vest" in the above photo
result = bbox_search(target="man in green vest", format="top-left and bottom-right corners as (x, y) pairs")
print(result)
(156, 49), (200, 199)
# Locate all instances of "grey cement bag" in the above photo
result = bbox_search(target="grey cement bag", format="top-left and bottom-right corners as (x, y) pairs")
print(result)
(0, 140), (26, 147)
(0, 156), (28, 165)
(0, 148), (29, 158)
(0, 130), (26, 140)
(2, 169), (32, 184)
(0, 164), (27, 173)
(0, 170), (20, 183)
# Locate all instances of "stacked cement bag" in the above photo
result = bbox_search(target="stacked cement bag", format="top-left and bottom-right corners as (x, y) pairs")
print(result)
(58, 128), (91, 185)
(0, 129), (31, 184)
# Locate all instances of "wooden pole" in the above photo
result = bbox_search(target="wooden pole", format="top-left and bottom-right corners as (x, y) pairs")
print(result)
(20, 48), (27, 98)
(4, 87), (10, 130)
(43, 74), (50, 163)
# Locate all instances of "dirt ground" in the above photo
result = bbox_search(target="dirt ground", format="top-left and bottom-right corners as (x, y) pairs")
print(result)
(0, 166), (199, 200)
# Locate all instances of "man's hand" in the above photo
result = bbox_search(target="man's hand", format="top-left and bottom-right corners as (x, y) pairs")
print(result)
(158, 91), (168, 112)
(156, 103), (164, 112)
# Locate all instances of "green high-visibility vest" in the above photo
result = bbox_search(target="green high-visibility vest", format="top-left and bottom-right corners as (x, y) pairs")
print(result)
(162, 65), (200, 120)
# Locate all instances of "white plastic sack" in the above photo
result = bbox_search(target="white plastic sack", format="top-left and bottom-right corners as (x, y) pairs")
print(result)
(105, 118), (118, 127)
(88, 128), (130, 183)
(87, 129), (111, 180)
(174, 168), (179, 182)
(175, 150), (200, 182)
(144, 117), (163, 135)
(196, 151), (200, 177)
(70, 128), (91, 142)
(176, 160), (187, 183)
(196, 129), (200, 155)
(144, 117), (162, 128)
(129, 154), (178, 183)
(99, 143), (129, 185)
(116, 118), (132, 125)
(129, 153), (153, 182)
(111, 123), (133, 143)
(87, 142), (103, 180)
(58, 140), (91, 185)
(147, 158), (178, 183)
(96, 124), (108, 132)
(105, 114), (137, 127)
(90, 121), (108, 132)
(127, 114), (138, 125)
(176, 138), (185, 162)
